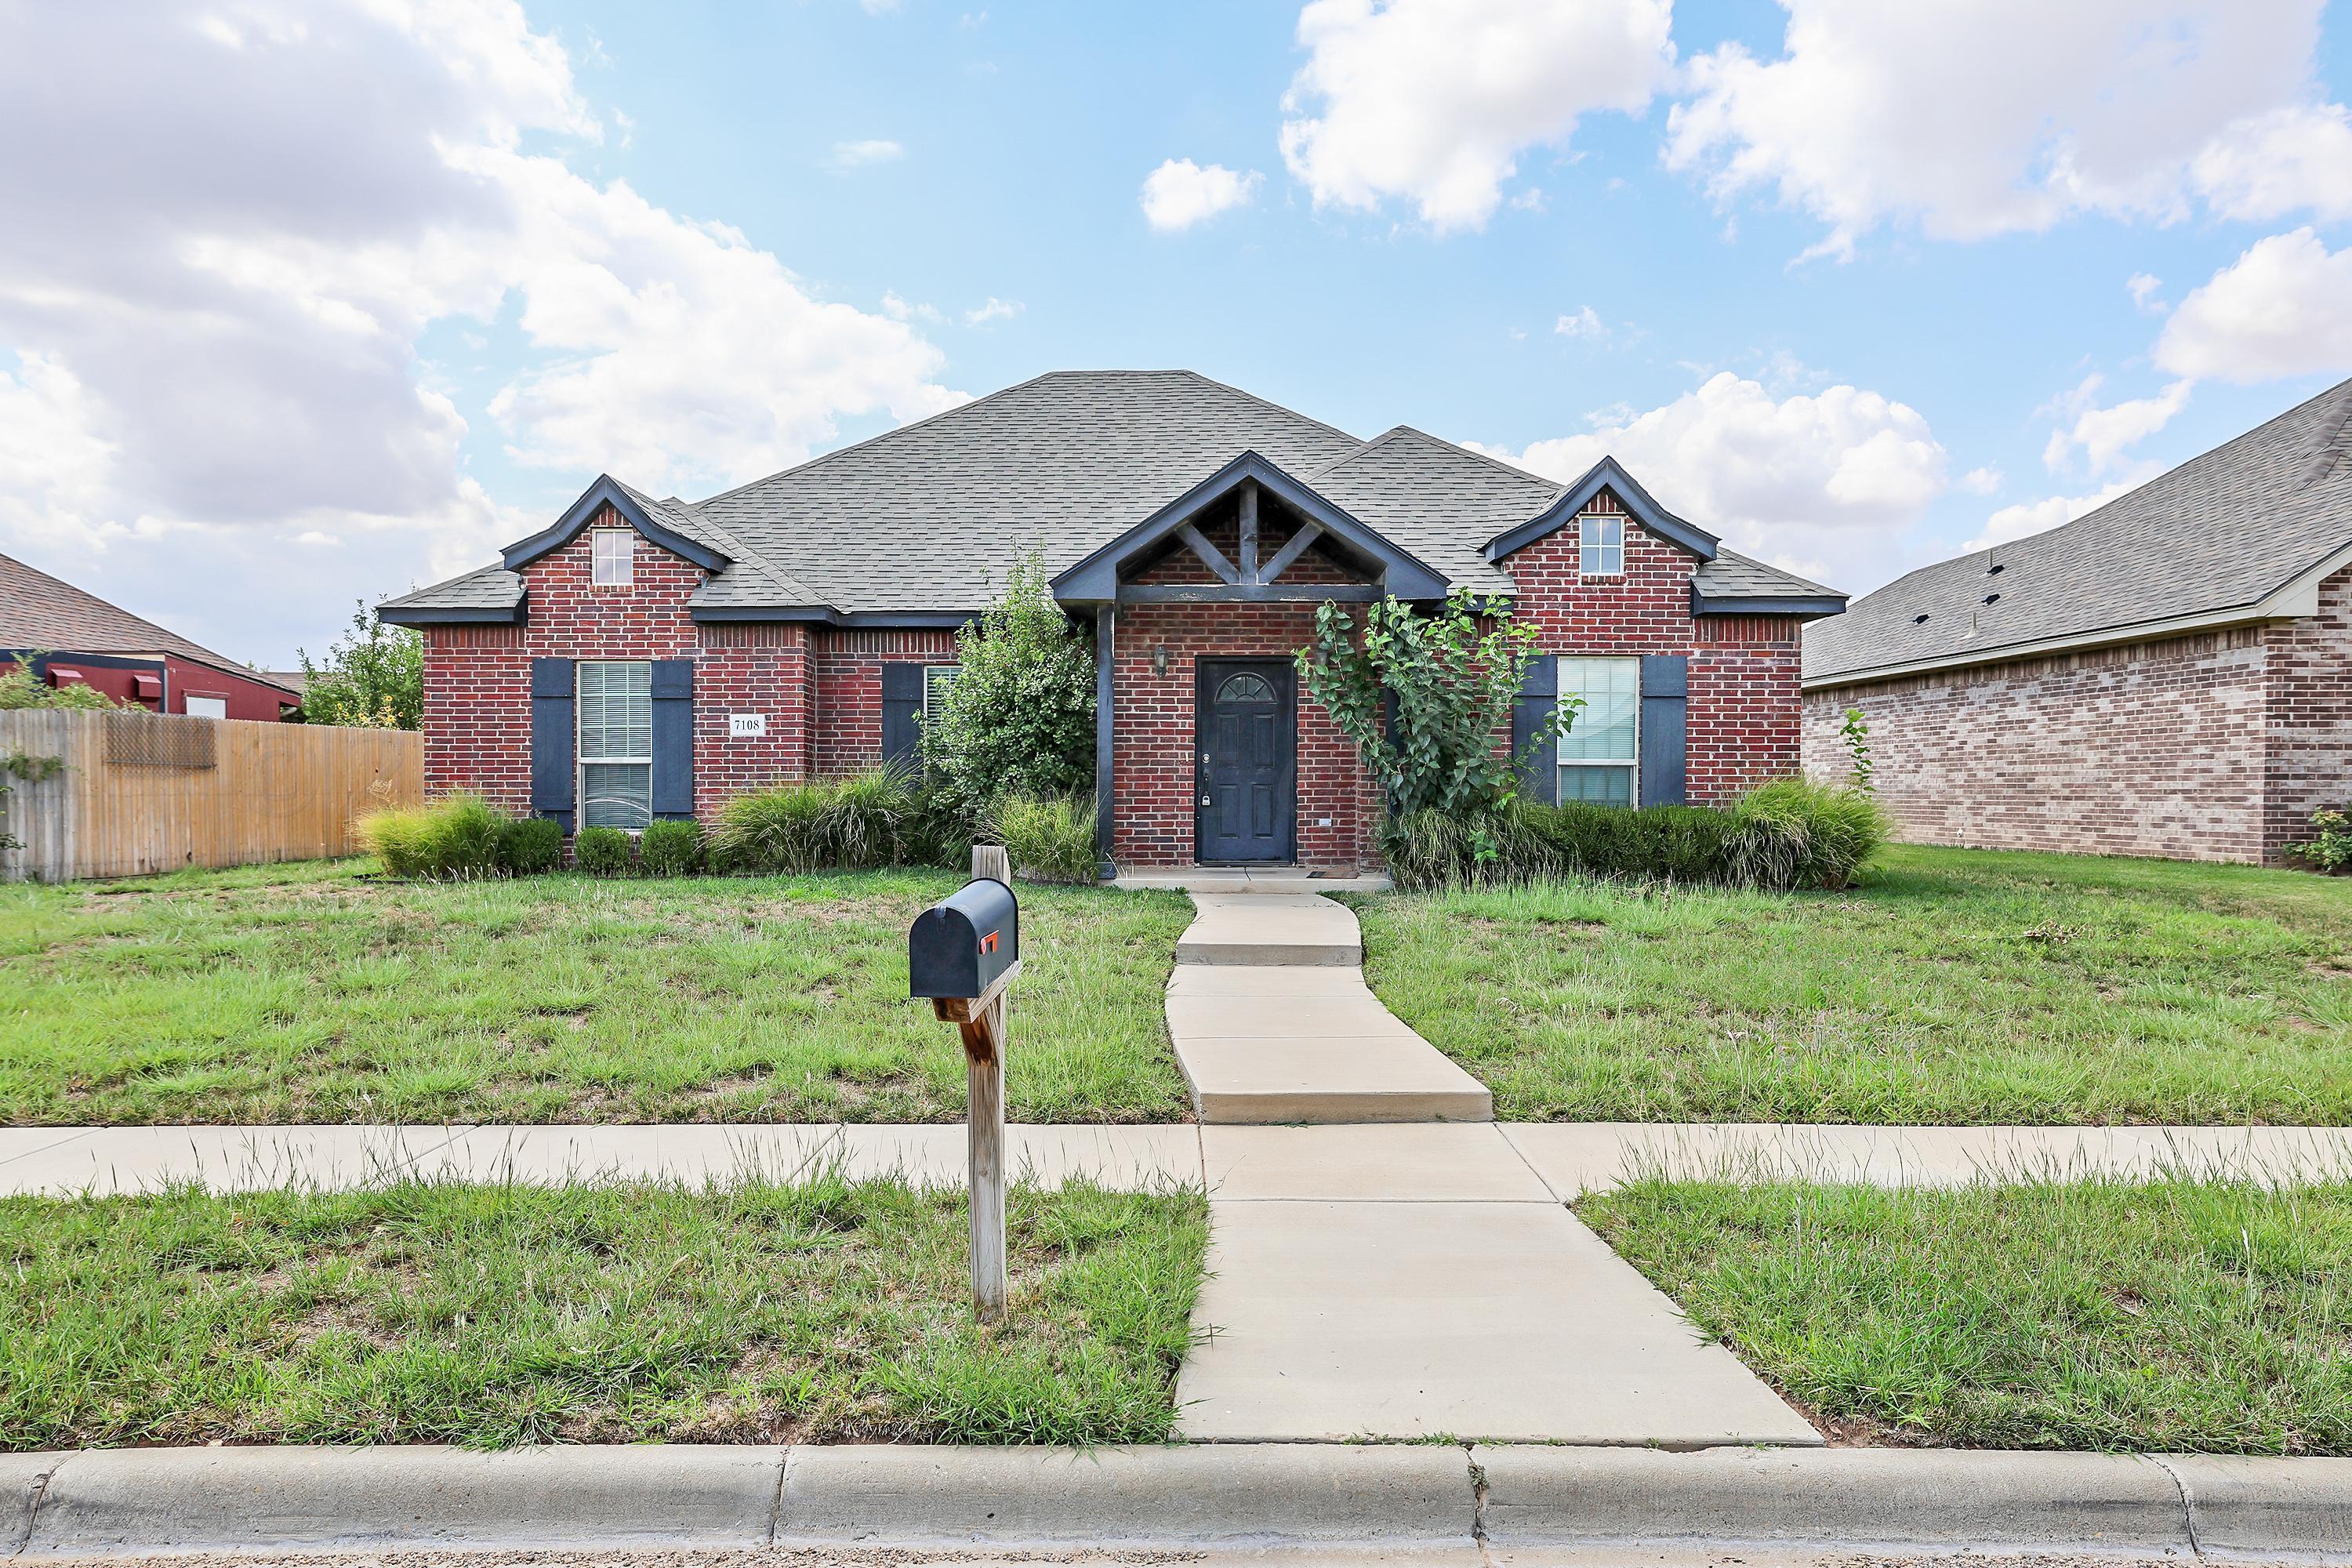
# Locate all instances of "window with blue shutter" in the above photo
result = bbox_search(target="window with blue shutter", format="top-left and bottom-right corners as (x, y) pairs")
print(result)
(650, 659), (695, 820)
(880, 662), (924, 769)
(1638, 654), (1689, 807)
(529, 658), (577, 831)
(1511, 659), (1558, 806)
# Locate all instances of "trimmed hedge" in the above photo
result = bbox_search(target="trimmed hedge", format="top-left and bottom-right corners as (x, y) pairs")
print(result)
(1382, 779), (1889, 894)
(572, 826), (634, 877)
(638, 819), (704, 876)
(497, 816), (564, 875)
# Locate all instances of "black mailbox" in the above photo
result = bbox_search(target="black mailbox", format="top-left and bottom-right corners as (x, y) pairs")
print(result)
(909, 877), (1019, 1000)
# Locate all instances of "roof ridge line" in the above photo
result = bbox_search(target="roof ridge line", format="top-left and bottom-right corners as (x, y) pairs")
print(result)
(1389, 423), (1570, 495)
(1171, 368), (1368, 450)
(688, 373), (1057, 511)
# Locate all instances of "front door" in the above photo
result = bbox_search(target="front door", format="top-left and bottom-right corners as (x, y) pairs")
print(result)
(1196, 659), (1297, 862)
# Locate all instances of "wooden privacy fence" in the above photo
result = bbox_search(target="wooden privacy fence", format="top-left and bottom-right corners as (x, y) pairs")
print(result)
(0, 710), (423, 883)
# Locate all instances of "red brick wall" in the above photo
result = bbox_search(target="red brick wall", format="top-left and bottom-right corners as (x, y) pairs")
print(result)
(811, 628), (961, 776)
(2262, 563), (2352, 862)
(1801, 628), (2272, 862)
(1497, 492), (1802, 804)
(422, 514), (822, 822)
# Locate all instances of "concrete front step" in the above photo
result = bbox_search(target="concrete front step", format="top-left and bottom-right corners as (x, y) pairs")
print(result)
(1173, 894), (1362, 967)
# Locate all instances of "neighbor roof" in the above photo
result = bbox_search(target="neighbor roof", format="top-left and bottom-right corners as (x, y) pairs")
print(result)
(1806, 376), (2352, 686)
(382, 369), (1842, 624)
(0, 552), (296, 696)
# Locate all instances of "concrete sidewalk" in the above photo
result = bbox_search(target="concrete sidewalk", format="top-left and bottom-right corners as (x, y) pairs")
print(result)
(6, 1120), (2347, 1197)
(9, 1442), (2348, 1560)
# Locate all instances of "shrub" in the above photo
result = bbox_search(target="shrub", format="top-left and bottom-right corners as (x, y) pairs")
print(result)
(0, 660), (125, 711)
(572, 826), (634, 877)
(1380, 779), (1886, 894)
(2289, 808), (2352, 873)
(920, 549), (1096, 817)
(354, 793), (505, 880)
(296, 602), (422, 730)
(1298, 588), (1570, 818)
(496, 815), (563, 875)
(638, 818), (705, 876)
(706, 768), (961, 874)
(989, 792), (1099, 884)
(1724, 778), (1889, 891)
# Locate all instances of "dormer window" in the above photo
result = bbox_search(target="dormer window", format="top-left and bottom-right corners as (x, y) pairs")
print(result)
(1579, 514), (1624, 576)
(592, 529), (635, 587)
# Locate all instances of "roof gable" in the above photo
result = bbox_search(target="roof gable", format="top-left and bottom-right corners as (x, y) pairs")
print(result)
(1051, 450), (1450, 604)
(1484, 455), (1719, 563)
(502, 475), (731, 575)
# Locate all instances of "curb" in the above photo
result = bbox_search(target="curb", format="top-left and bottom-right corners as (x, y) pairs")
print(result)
(4, 1443), (2349, 1560)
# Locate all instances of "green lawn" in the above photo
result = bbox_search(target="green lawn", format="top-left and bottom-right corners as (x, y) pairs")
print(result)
(0, 1172), (1207, 1449)
(1582, 1176), (2352, 1454)
(0, 862), (1193, 1125)
(1349, 844), (2352, 1124)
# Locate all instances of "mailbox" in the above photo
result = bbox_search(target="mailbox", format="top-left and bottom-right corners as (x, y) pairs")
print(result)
(909, 877), (1019, 1001)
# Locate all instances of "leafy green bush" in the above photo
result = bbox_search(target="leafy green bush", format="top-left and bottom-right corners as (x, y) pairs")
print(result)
(920, 550), (1095, 816)
(2289, 808), (2352, 873)
(496, 815), (563, 875)
(354, 793), (505, 880)
(296, 602), (421, 729)
(1381, 779), (1886, 894)
(572, 826), (634, 877)
(1298, 588), (1570, 817)
(638, 819), (705, 876)
(0, 660), (125, 711)
(989, 793), (1099, 884)
(706, 769), (960, 874)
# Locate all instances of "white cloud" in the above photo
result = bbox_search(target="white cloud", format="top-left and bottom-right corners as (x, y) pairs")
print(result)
(880, 290), (946, 324)
(1666, 0), (2346, 259)
(2190, 103), (2352, 223)
(1279, 0), (1674, 233)
(1963, 476), (2143, 553)
(1554, 307), (1606, 339)
(964, 296), (1023, 326)
(1476, 370), (1950, 584)
(2039, 374), (2194, 474)
(2156, 228), (2352, 383)
(1139, 158), (1263, 231)
(1959, 466), (2002, 495)
(0, 0), (956, 662)
(2127, 273), (2165, 314)
(829, 137), (905, 169)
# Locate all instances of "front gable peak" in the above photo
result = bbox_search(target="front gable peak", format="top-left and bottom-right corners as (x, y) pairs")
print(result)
(1483, 456), (1718, 564)
(501, 475), (731, 575)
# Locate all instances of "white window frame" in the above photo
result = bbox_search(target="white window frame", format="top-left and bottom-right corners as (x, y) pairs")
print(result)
(1578, 514), (1625, 577)
(923, 663), (958, 731)
(1556, 655), (1639, 808)
(590, 528), (635, 588)
(183, 694), (228, 720)
(577, 660), (653, 830)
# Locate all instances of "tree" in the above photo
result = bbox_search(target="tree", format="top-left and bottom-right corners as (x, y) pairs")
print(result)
(1295, 589), (1572, 818)
(299, 602), (423, 729)
(920, 550), (1095, 815)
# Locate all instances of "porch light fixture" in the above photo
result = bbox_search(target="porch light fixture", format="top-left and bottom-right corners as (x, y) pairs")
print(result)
(1152, 644), (1170, 677)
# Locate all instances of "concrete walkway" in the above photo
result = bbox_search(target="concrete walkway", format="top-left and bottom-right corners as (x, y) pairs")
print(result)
(6, 1120), (2347, 1197)
(1167, 893), (1493, 1123)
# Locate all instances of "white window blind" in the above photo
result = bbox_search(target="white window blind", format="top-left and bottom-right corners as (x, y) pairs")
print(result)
(578, 661), (652, 828)
(1557, 656), (1639, 807)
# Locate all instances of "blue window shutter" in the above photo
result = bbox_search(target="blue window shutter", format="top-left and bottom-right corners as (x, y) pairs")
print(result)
(1639, 654), (1688, 807)
(651, 659), (695, 819)
(1512, 657), (1557, 805)
(880, 662), (924, 769)
(530, 658), (575, 831)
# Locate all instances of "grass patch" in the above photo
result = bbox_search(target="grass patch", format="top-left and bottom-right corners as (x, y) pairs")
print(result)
(1348, 843), (2352, 1124)
(0, 1172), (1207, 1450)
(1581, 1175), (2352, 1454)
(0, 861), (1192, 1124)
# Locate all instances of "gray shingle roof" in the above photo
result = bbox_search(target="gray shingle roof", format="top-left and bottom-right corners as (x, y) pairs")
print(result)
(1805, 376), (2352, 684)
(381, 369), (1845, 621)
(1694, 550), (1838, 598)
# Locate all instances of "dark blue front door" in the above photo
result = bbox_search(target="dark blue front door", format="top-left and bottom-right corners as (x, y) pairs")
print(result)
(1196, 659), (1296, 862)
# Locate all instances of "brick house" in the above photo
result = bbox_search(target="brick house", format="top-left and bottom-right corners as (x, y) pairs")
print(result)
(380, 371), (1842, 869)
(1, 551), (299, 720)
(1802, 376), (2352, 865)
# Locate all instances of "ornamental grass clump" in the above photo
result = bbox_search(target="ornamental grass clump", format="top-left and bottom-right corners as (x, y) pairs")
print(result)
(354, 793), (505, 880)
(706, 768), (959, 873)
(989, 792), (1099, 884)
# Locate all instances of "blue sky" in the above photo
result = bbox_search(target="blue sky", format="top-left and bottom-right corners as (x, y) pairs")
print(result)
(5, 0), (2351, 665)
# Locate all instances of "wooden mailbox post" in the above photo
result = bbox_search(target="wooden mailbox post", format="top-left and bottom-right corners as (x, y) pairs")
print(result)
(909, 846), (1019, 1319)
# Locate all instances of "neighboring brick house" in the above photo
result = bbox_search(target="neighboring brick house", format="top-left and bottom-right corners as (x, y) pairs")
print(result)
(1802, 376), (2352, 866)
(380, 371), (1842, 870)
(0, 552), (299, 720)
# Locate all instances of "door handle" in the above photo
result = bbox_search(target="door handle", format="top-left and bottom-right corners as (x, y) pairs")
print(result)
(1200, 795), (1211, 807)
